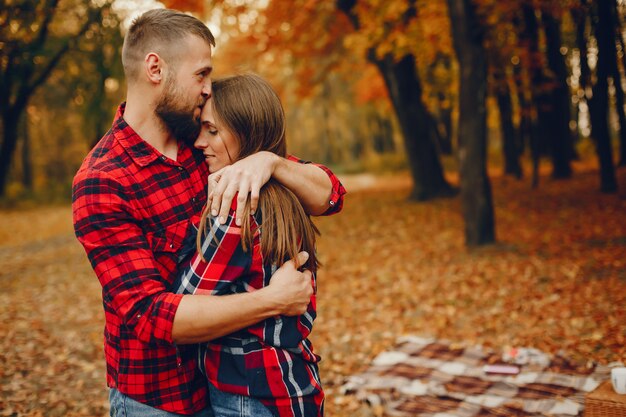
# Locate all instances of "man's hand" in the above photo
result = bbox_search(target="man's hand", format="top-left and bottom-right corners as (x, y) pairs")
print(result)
(264, 251), (313, 316)
(208, 151), (279, 225)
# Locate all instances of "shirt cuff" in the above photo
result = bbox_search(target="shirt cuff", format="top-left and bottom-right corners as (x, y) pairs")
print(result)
(133, 291), (185, 345)
(286, 155), (346, 216)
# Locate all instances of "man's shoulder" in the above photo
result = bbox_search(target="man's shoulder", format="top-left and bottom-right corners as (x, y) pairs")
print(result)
(76, 133), (131, 179)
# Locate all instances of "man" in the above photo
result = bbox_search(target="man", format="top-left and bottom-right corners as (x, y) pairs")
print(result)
(72, 8), (345, 417)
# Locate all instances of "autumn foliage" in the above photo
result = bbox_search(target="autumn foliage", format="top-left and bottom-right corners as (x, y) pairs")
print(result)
(1, 166), (625, 416)
(2, 1), (626, 414)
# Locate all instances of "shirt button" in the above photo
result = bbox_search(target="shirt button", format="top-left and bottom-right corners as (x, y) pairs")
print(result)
(178, 166), (183, 171)
(169, 243), (174, 248)
(160, 155), (166, 161)
(192, 197), (197, 203)
(329, 200), (335, 206)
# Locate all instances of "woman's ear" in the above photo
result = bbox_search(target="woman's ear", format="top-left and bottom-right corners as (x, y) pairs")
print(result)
(145, 52), (163, 85)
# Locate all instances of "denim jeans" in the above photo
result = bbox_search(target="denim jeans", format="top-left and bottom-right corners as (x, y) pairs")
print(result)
(109, 388), (215, 417)
(207, 384), (274, 417)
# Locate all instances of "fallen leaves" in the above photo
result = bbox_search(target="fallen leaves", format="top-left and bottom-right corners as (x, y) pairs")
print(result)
(1, 165), (625, 417)
(312, 166), (626, 416)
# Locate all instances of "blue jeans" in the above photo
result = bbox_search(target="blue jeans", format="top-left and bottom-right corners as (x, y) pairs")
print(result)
(109, 388), (215, 417)
(208, 383), (273, 417)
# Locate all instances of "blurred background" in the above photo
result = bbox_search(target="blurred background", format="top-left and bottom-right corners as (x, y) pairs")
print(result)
(2, 1), (626, 416)
(2, 0), (625, 208)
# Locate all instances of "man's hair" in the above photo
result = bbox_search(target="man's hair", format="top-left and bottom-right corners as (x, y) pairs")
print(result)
(122, 9), (215, 81)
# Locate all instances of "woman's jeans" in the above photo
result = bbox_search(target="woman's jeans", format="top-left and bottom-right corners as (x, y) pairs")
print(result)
(109, 388), (215, 417)
(208, 383), (274, 417)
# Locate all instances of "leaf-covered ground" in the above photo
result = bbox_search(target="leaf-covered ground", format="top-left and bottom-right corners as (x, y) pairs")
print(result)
(1, 165), (625, 417)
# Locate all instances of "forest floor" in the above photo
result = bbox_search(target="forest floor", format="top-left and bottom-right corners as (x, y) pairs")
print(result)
(1, 162), (625, 417)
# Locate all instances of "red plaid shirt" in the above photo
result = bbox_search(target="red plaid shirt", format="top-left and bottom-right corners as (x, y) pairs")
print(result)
(72, 103), (346, 414)
(174, 202), (326, 417)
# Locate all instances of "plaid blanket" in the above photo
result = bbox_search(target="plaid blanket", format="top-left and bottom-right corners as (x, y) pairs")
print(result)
(342, 336), (611, 417)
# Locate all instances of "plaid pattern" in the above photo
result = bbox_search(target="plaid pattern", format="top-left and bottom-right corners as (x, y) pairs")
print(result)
(173, 205), (324, 417)
(73, 103), (344, 415)
(73, 104), (208, 414)
(343, 336), (611, 417)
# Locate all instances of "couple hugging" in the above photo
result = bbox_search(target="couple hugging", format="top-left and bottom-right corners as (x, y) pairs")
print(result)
(72, 8), (346, 417)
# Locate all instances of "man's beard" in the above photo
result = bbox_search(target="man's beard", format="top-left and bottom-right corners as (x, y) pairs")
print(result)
(155, 80), (202, 145)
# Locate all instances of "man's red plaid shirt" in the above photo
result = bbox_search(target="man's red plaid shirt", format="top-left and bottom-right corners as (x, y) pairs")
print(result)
(72, 104), (346, 415)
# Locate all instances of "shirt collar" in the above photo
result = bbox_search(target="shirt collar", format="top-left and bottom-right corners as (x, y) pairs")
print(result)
(112, 102), (193, 168)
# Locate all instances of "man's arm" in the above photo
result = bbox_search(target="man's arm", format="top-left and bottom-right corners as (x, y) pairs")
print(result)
(172, 252), (311, 344)
(73, 169), (313, 347)
(208, 151), (346, 225)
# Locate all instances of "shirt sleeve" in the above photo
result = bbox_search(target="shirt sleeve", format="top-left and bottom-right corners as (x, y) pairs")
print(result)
(176, 209), (250, 296)
(286, 155), (347, 216)
(72, 169), (183, 346)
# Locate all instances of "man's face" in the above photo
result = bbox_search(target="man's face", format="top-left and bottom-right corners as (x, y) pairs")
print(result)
(155, 35), (213, 144)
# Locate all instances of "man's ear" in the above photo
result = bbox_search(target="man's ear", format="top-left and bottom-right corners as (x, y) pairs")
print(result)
(145, 52), (163, 85)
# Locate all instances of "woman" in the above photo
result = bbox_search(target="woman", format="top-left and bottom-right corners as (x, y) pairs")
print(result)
(173, 74), (324, 417)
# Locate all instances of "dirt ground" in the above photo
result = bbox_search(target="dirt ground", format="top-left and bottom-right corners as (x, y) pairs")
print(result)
(1, 165), (625, 416)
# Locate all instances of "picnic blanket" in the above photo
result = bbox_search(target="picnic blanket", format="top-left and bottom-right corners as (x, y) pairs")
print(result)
(342, 336), (613, 417)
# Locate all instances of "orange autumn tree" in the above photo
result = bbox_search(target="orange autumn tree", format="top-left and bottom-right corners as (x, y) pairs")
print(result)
(162, 0), (394, 165)
(336, 0), (456, 200)
(163, 0), (457, 199)
(272, 0), (454, 199)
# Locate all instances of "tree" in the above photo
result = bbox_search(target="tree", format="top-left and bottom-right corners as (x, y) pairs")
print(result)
(609, 0), (626, 167)
(447, 0), (495, 245)
(572, 0), (591, 144)
(517, 4), (544, 187)
(478, 1), (524, 179)
(589, 0), (617, 193)
(494, 69), (523, 178)
(0, 0), (109, 196)
(337, 0), (455, 200)
(541, 8), (574, 179)
(589, 0), (618, 192)
(191, 0), (456, 200)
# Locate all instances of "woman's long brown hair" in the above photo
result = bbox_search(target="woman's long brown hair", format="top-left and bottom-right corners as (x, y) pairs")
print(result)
(196, 74), (319, 272)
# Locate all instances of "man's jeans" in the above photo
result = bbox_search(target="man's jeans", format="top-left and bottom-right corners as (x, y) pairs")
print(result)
(207, 383), (273, 417)
(109, 388), (215, 417)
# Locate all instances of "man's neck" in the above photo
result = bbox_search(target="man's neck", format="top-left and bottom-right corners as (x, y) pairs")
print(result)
(123, 94), (179, 160)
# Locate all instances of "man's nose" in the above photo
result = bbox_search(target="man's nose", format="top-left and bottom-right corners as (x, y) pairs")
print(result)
(202, 79), (212, 98)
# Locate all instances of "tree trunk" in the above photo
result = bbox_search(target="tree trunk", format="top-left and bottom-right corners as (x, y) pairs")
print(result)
(447, 0), (495, 246)
(609, 0), (626, 166)
(495, 71), (522, 178)
(372, 53), (455, 200)
(0, 111), (20, 196)
(572, 4), (590, 145)
(337, 0), (454, 201)
(574, 3), (592, 93)
(521, 5), (543, 187)
(437, 90), (454, 155)
(589, 0), (618, 192)
(371, 114), (395, 153)
(512, 61), (529, 157)
(20, 113), (33, 190)
(542, 12), (574, 178)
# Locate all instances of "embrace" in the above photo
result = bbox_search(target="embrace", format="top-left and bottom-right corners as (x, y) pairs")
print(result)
(72, 8), (346, 417)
